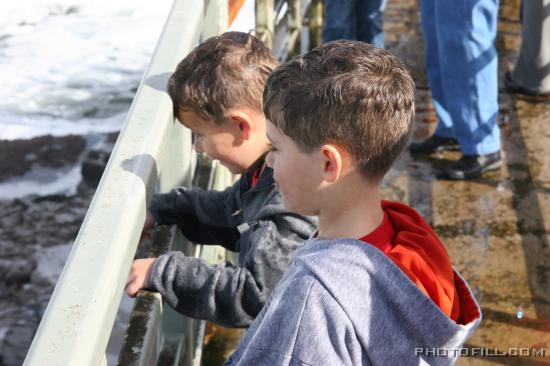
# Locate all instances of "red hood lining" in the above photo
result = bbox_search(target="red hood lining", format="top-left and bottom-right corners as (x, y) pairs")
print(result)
(381, 200), (479, 325)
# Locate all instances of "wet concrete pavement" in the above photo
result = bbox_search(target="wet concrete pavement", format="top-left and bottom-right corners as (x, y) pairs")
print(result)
(200, 1), (550, 364)
(382, 0), (550, 365)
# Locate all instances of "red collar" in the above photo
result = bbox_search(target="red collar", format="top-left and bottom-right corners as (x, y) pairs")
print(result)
(359, 211), (395, 254)
(250, 164), (263, 187)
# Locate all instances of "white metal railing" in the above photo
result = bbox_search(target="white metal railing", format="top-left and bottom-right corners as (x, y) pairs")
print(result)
(23, 0), (230, 364)
(24, 0), (320, 363)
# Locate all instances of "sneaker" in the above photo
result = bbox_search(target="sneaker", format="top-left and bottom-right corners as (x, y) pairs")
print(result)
(409, 135), (460, 154)
(504, 71), (550, 97)
(436, 152), (502, 180)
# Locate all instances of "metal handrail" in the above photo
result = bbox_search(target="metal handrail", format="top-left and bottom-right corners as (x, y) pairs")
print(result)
(24, 1), (211, 364)
(24, 0), (321, 363)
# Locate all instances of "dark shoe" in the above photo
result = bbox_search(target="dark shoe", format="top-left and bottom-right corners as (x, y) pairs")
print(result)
(504, 71), (550, 97)
(437, 152), (502, 180)
(409, 135), (460, 154)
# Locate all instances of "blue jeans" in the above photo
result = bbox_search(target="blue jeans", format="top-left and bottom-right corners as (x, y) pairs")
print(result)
(421, 0), (501, 155)
(512, 0), (550, 94)
(323, 0), (386, 48)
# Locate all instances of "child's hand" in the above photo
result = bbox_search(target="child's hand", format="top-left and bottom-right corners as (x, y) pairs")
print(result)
(125, 258), (156, 297)
(140, 210), (155, 242)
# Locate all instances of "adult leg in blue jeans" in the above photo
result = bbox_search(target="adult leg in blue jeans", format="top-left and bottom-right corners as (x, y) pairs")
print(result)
(323, 0), (386, 48)
(505, 0), (550, 96)
(323, 0), (356, 42)
(356, 0), (386, 48)
(411, 0), (502, 180)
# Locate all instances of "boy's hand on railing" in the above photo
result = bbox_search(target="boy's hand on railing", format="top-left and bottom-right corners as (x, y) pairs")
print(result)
(140, 210), (156, 242)
(125, 258), (156, 297)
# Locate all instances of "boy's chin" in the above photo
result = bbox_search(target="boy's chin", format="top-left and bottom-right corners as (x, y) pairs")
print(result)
(219, 162), (246, 174)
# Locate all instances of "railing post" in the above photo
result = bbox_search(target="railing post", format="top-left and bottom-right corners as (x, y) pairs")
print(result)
(287, 0), (302, 55)
(256, 0), (275, 49)
(308, 0), (323, 49)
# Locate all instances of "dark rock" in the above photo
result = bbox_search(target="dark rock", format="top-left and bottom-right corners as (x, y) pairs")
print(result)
(0, 313), (37, 366)
(2, 212), (22, 227)
(34, 194), (68, 203)
(81, 148), (111, 187)
(0, 283), (8, 300)
(0, 135), (86, 181)
(0, 259), (36, 286)
(0, 171), (98, 365)
(54, 212), (77, 225)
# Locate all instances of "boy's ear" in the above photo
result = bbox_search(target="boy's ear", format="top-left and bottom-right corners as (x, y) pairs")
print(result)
(320, 144), (344, 183)
(226, 110), (253, 141)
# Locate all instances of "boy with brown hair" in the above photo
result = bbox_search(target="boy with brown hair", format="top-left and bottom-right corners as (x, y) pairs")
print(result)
(225, 40), (481, 365)
(124, 32), (317, 327)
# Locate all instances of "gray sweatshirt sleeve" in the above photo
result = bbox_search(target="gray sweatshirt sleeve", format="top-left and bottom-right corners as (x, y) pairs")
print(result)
(149, 182), (241, 248)
(147, 213), (314, 327)
(224, 277), (362, 366)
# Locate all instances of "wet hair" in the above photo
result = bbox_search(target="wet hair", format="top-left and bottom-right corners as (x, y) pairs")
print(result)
(264, 40), (415, 181)
(167, 31), (278, 124)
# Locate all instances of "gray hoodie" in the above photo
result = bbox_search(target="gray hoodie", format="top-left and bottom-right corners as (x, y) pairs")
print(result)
(147, 161), (318, 327)
(224, 239), (482, 365)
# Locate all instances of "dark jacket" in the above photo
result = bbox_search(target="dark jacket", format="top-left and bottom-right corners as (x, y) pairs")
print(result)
(147, 161), (318, 327)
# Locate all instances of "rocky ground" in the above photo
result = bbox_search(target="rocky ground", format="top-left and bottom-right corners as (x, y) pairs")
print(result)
(0, 133), (115, 366)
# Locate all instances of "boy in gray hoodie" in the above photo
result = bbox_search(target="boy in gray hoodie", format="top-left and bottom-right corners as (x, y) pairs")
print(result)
(225, 41), (482, 365)
(124, 32), (317, 327)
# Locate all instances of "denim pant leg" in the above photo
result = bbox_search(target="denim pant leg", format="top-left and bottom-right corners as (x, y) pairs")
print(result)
(512, 0), (550, 93)
(420, 0), (456, 139)
(434, 0), (501, 155)
(356, 0), (387, 48)
(323, 0), (356, 42)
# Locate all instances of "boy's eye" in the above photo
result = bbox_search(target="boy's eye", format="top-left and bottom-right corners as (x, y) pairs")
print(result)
(268, 143), (278, 152)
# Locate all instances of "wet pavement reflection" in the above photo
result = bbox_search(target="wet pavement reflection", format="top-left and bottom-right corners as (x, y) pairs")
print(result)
(201, 0), (550, 364)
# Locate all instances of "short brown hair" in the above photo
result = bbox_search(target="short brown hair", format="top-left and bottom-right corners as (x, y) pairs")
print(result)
(168, 31), (278, 124)
(264, 40), (415, 181)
